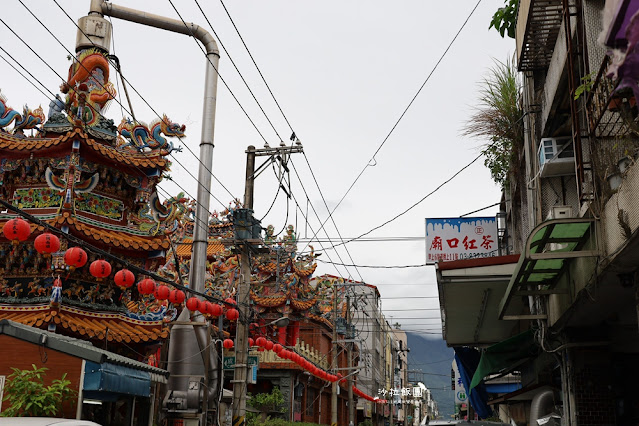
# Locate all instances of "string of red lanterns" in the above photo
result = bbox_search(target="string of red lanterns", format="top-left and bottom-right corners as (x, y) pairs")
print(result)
(3, 217), (238, 313)
(219, 334), (383, 403)
(5, 217), (385, 403)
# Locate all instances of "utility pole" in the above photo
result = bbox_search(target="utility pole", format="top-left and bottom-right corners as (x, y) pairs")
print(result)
(389, 341), (394, 426)
(347, 295), (354, 426)
(232, 143), (302, 425)
(331, 287), (338, 426)
(231, 146), (256, 426)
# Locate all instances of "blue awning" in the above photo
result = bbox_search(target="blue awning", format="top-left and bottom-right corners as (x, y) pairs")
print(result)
(84, 361), (151, 397)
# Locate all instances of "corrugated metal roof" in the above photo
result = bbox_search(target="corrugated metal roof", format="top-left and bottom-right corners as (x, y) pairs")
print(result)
(0, 319), (168, 383)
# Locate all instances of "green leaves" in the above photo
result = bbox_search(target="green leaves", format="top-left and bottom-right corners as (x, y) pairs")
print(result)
(248, 386), (285, 414)
(462, 58), (524, 187)
(489, 0), (519, 39)
(574, 72), (596, 100)
(1, 365), (77, 417)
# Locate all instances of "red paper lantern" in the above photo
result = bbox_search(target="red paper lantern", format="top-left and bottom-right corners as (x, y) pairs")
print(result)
(199, 301), (213, 315)
(223, 339), (234, 349)
(248, 338), (255, 347)
(169, 289), (186, 305)
(186, 297), (200, 312)
(272, 344), (283, 354)
(209, 304), (223, 317)
(155, 285), (170, 300)
(255, 337), (267, 347)
(264, 340), (274, 351)
(137, 278), (156, 295)
(34, 232), (60, 256)
(225, 297), (236, 306)
(64, 247), (88, 269)
(225, 308), (239, 321)
(89, 259), (112, 280)
(114, 269), (135, 289)
(3, 218), (31, 245)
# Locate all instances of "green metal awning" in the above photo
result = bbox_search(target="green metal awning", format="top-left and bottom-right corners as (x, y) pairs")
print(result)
(498, 218), (597, 319)
(470, 330), (537, 391)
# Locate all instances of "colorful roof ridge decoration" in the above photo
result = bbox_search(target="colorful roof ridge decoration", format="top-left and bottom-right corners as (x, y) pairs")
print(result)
(0, 304), (168, 343)
(0, 128), (170, 169)
(51, 213), (170, 250)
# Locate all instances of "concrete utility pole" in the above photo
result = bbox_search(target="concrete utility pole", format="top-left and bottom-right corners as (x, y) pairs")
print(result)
(231, 146), (256, 426)
(347, 295), (354, 426)
(331, 287), (339, 426)
(232, 143), (302, 425)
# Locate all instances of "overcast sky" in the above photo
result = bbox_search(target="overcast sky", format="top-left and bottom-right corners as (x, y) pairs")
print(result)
(1, 1), (514, 344)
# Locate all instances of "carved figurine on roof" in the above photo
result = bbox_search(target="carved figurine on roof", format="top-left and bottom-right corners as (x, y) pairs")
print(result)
(0, 46), (192, 361)
(157, 202), (329, 345)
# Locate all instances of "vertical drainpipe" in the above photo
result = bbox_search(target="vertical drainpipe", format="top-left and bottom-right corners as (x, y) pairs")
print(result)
(94, 0), (222, 410)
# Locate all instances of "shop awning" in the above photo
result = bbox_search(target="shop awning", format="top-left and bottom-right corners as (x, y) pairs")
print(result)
(436, 255), (524, 346)
(84, 360), (151, 397)
(469, 330), (538, 391)
(497, 218), (597, 320)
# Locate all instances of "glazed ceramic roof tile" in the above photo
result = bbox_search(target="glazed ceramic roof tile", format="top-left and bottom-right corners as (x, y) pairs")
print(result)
(0, 305), (168, 343)
(0, 128), (168, 169)
(175, 236), (226, 258)
(52, 212), (170, 250)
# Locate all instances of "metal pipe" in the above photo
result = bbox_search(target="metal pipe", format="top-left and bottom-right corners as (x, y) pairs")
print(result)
(101, 2), (219, 56)
(97, 1), (221, 417)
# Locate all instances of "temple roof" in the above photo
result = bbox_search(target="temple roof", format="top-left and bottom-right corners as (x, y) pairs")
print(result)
(0, 304), (168, 344)
(52, 212), (170, 251)
(174, 236), (226, 258)
(0, 128), (168, 169)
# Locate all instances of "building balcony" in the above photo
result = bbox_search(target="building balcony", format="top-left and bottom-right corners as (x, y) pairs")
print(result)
(516, 0), (564, 71)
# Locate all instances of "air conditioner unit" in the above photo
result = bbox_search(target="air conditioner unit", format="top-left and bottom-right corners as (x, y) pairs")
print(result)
(546, 206), (572, 251)
(546, 205), (572, 221)
(538, 137), (575, 177)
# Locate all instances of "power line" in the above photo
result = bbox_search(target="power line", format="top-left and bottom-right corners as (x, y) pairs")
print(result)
(165, 0), (271, 146)
(191, 0), (285, 143)
(460, 202), (501, 217)
(292, 154), (365, 282)
(304, 0), (484, 247)
(195, 0), (367, 282)
(317, 259), (429, 269)
(217, 0), (295, 134)
(49, 0), (237, 209)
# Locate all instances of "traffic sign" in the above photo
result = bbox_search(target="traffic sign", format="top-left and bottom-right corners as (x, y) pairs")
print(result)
(223, 355), (259, 370)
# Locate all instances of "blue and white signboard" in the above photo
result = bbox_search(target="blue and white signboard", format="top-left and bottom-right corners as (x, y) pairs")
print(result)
(452, 360), (468, 405)
(425, 217), (498, 264)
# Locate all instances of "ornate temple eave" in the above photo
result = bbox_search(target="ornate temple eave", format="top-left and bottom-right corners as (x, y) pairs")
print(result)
(0, 128), (169, 170)
(54, 212), (170, 251)
(174, 236), (226, 258)
(0, 304), (169, 343)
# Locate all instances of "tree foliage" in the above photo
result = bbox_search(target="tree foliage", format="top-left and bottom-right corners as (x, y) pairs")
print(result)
(248, 386), (285, 414)
(1, 364), (77, 417)
(489, 0), (519, 39)
(462, 58), (524, 187)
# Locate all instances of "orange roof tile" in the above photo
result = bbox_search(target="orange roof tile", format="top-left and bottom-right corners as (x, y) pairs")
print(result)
(175, 237), (226, 258)
(0, 304), (168, 343)
(54, 212), (170, 251)
(0, 128), (168, 169)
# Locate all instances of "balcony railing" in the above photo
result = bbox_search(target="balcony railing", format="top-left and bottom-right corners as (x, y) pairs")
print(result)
(516, 0), (564, 71)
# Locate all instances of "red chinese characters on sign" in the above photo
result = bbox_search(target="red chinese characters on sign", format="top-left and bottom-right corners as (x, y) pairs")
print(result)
(430, 235), (494, 251)
(430, 236), (443, 251)
(481, 235), (494, 250)
(426, 218), (498, 264)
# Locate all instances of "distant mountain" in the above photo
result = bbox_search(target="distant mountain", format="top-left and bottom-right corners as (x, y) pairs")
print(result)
(405, 332), (455, 419)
